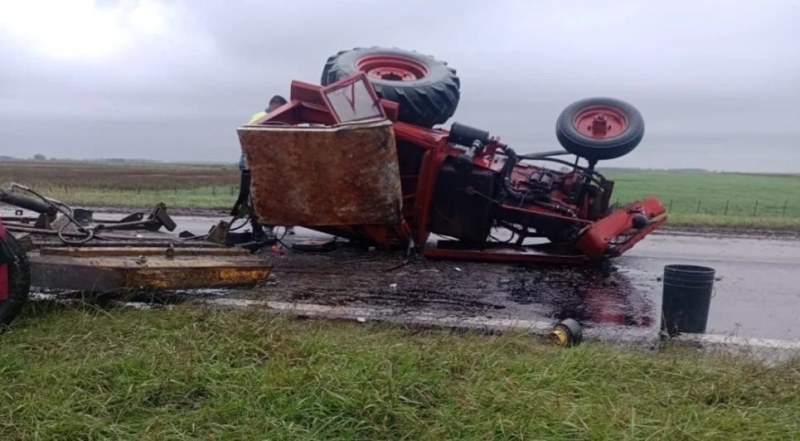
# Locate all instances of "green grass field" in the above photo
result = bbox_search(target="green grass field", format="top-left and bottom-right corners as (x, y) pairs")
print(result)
(1, 303), (798, 440)
(1, 161), (799, 230)
(606, 170), (800, 230)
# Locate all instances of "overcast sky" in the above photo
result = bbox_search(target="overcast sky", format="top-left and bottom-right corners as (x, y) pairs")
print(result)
(1, 0), (799, 171)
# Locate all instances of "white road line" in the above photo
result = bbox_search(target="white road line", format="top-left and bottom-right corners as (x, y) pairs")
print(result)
(205, 298), (658, 348)
(206, 298), (555, 333)
(673, 333), (800, 351)
(206, 298), (800, 353)
(31, 292), (800, 353)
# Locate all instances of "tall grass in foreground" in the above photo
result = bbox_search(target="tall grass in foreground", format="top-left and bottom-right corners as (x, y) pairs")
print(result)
(1, 303), (799, 440)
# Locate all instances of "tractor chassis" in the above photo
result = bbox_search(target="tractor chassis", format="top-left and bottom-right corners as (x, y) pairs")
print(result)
(239, 74), (667, 265)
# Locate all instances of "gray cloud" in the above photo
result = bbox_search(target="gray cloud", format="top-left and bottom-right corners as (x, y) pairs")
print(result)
(1, 0), (798, 171)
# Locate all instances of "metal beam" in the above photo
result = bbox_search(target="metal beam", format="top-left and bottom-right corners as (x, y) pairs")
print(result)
(29, 247), (270, 292)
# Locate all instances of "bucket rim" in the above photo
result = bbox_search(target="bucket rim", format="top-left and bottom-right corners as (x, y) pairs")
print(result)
(664, 264), (715, 274)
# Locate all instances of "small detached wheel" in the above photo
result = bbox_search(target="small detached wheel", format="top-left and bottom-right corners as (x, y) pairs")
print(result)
(321, 47), (461, 128)
(0, 231), (31, 330)
(555, 97), (645, 162)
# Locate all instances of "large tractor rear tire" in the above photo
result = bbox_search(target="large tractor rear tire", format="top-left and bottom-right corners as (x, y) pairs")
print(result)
(321, 47), (461, 128)
(0, 231), (31, 329)
(556, 97), (645, 162)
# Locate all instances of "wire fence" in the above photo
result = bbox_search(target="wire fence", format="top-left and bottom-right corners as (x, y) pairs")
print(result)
(614, 198), (800, 218)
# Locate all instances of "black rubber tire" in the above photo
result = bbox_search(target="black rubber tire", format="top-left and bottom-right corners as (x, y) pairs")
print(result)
(321, 47), (461, 128)
(555, 97), (645, 162)
(0, 232), (31, 330)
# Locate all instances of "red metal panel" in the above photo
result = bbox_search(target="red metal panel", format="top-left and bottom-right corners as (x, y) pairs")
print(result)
(577, 196), (667, 260)
(0, 265), (8, 302)
(238, 119), (404, 227)
(319, 73), (387, 124)
(423, 247), (587, 265)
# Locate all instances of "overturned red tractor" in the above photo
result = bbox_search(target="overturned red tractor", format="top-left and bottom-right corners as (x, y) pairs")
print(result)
(238, 47), (666, 264)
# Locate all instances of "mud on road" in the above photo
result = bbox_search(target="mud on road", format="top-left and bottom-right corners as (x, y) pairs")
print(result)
(240, 246), (653, 325)
(232, 242), (659, 345)
(228, 225), (800, 344)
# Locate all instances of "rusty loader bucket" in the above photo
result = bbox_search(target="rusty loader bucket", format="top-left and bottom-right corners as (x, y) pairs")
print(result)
(237, 119), (404, 227)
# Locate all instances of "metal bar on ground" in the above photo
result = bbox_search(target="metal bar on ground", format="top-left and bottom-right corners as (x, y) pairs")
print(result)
(28, 248), (270, 292)
(31, 241), (226, 249)
(39, 247), (251, 258)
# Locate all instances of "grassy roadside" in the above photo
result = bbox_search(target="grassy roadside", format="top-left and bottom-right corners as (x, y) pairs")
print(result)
(1, 303), (799, 440)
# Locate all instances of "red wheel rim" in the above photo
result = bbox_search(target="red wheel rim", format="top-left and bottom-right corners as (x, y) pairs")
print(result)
(355, 55), (429, 81)
(573, 106), (629, 139)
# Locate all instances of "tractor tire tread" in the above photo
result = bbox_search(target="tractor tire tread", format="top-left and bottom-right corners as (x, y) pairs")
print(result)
(0, 232), (30, 330)
(555, 97), (645, 162)
(320, 47), (461, 127)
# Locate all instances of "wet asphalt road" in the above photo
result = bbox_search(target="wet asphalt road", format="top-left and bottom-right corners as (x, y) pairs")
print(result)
(4, 208), (799, 342)
(169, 215), (800, 341)
(620, 233), (800, 340)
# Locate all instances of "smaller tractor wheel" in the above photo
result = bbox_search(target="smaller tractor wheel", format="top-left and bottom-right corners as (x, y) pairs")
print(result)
(321, 47), (461, 128)
(0, 231), (31, 330)
(556, 97), (645, 162)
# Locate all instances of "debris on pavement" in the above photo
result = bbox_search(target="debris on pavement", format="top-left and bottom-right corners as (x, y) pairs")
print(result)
(0, 182), (272, 325)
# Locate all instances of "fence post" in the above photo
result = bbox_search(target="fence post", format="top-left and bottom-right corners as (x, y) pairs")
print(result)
(753, 200), (758, 216)
(783, 201), (788, 216)
(696, 200), (701, 213)
(668, 199), (673, 212)
(724, 200), (729, 215)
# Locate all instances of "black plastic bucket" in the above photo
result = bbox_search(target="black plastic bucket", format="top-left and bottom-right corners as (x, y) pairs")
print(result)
(661, 264), (716, 335)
